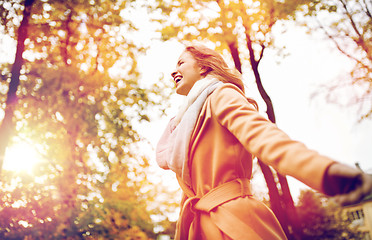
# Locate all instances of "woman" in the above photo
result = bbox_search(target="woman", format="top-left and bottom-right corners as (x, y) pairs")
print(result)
(156, 44), (372, 240)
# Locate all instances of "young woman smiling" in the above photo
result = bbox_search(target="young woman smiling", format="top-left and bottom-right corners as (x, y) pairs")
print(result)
(156, 44), (372, 240)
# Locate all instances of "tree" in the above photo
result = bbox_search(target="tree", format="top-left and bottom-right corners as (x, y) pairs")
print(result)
(0, 0), (168, 238)
(301, 0), (372, 120)
(296, 189), (364, 240)
(0, 0), (34, 174)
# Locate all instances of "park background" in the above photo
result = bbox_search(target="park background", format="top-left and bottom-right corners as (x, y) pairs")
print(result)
(0, 0), (371, 239)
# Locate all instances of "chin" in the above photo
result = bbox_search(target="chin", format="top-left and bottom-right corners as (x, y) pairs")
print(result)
(176, 87), (187, 96)
(176, 91), (187, 96)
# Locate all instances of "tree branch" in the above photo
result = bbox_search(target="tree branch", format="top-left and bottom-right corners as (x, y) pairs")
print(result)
(339, 0), (371, 61)
(361, 0), (372, 18)
(316, 18), (370, 71)
(257, 44), (265, 64)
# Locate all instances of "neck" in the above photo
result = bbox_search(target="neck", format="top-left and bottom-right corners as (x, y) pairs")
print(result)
(173, 76), (220, 127)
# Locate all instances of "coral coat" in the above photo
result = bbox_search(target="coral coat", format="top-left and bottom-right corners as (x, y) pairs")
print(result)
(164, 83), (335, 239)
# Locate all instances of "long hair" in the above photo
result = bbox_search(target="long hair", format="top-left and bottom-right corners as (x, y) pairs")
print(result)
(185, 44), (245, 93)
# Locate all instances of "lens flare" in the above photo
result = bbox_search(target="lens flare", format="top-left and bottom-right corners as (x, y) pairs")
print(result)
(3, 141), (42, 173)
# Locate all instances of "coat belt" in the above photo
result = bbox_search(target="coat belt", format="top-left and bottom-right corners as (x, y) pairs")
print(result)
(176, 178), (253, 240)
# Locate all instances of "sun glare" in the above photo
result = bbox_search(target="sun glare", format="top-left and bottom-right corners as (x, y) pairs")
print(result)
(3, 141), (42, 173)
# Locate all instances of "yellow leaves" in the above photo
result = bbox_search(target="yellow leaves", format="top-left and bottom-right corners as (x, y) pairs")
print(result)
(160, 25), (180, 41)
(94, 206), (154, 240)
(55, 222), (68, 236)
(120, 226), (150, 240)
(1, 0), (175, 239)
(102, 209), (129, 229)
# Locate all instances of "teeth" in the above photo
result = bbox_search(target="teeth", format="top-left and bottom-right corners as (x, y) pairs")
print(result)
(175, 76), (182, 83)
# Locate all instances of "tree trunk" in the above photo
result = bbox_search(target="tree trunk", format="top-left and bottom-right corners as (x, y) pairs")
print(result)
(244, 32), (302, 239)
(227, 41), (242, 74)
(227, 36), (291, 236)
(0, 0), (35, 175)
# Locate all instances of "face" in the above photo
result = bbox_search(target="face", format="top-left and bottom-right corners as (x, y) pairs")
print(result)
(171, 51), (203, 95)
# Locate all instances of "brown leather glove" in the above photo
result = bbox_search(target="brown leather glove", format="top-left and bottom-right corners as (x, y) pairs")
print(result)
(323, 162), (372, 206)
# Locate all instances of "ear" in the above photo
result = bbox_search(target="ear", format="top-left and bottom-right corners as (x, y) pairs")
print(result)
(199, 66), (211, 76)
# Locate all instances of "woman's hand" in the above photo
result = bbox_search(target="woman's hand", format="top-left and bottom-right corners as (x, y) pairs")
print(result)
(324, 162), (372, 206)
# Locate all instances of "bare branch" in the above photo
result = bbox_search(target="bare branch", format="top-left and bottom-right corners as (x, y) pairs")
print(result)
(316, 18), (370, 71)
(257, 44), (265, 64)
(361, 0), (372, 18)
(339, 0), (371, 61)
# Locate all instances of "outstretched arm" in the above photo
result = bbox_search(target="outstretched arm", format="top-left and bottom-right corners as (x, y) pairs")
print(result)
(211, 84), (334, 193)
(211, 83), (372, 203)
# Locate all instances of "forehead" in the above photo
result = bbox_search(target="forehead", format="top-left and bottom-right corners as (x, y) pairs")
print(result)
(178, 50), (195, 63)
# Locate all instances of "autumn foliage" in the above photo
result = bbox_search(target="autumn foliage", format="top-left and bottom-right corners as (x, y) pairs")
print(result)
(1, 0), (371, 239)
(0, 0), (172, 239)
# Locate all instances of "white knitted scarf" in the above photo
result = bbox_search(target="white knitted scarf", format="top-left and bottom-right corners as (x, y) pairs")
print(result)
(156, 76), (222, 184)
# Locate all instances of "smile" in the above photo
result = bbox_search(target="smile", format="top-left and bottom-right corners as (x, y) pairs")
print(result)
(174, 75), (182, 84)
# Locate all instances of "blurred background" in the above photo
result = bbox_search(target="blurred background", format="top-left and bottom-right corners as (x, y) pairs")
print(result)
(0, 0), (371, 239)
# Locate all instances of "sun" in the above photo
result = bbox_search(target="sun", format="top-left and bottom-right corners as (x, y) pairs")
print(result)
(3, 141), (42, 173)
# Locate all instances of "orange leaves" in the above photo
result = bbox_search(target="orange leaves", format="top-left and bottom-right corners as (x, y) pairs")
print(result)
(0, 0), (174, 239)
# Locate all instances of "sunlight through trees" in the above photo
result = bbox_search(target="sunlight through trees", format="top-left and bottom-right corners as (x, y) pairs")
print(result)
(0, 0), (370, 239)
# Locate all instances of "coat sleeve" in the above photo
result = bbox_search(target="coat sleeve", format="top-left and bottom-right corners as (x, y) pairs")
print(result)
(210, 84), (335, 193)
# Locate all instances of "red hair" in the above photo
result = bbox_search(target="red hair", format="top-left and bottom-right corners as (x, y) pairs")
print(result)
(185, 44), (245, 93)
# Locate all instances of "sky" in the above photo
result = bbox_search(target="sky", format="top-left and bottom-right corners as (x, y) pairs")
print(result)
(137, 24), (372, 201)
